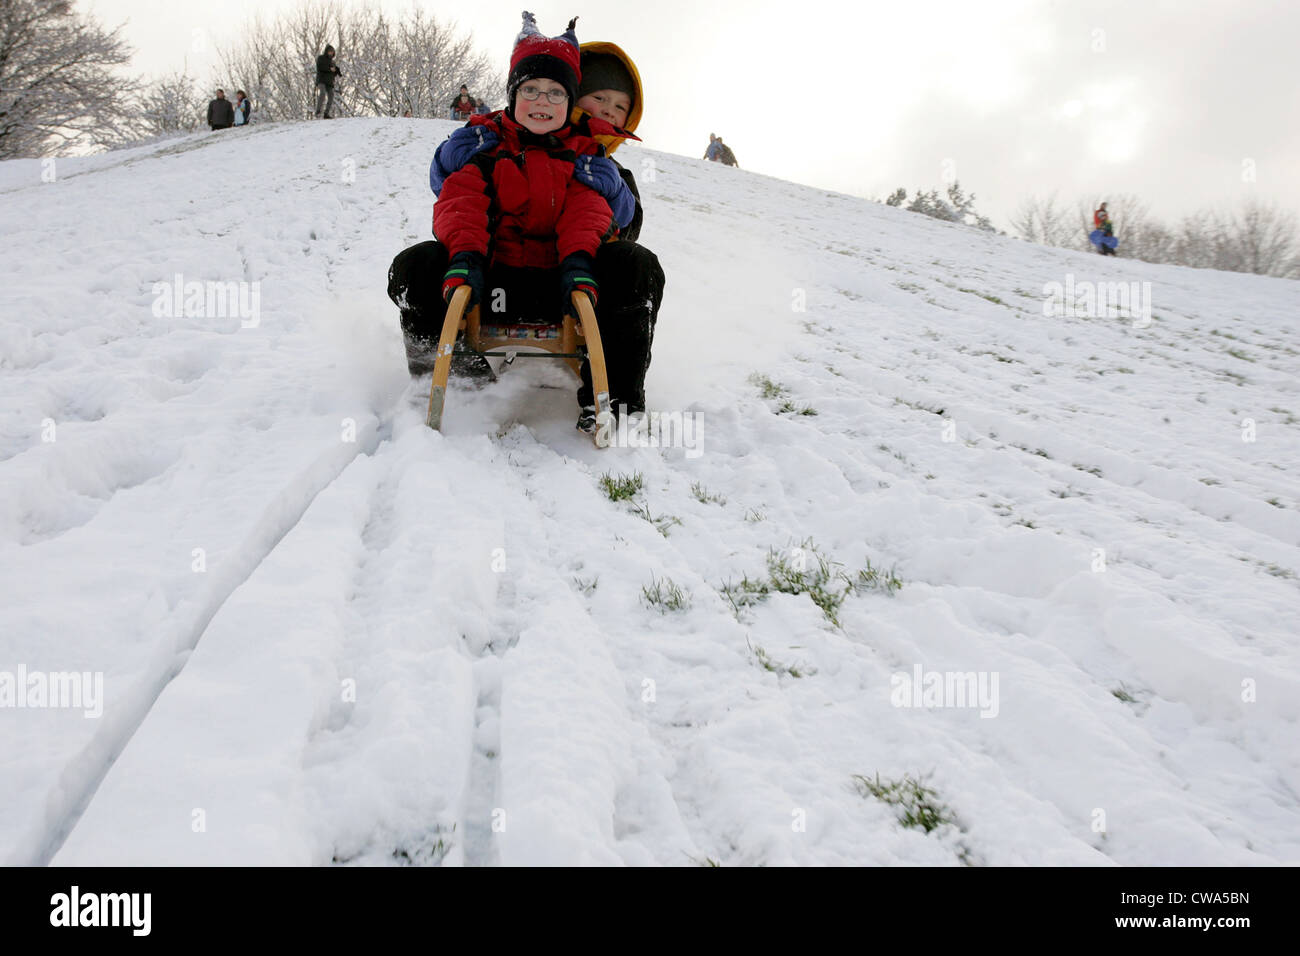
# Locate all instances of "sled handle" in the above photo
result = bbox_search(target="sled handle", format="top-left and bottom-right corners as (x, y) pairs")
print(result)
(426, 286), (471, 430)
(572, 292), (613, 447)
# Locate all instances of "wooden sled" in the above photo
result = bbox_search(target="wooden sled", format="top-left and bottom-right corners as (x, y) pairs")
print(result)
(426, 287), (614, 447)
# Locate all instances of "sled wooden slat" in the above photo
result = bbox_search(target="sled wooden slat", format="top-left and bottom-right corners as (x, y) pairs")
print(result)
(426, 285), (470, 430)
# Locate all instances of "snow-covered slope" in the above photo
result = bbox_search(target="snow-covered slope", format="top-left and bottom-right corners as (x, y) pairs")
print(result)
(2, 118), (1297, 866)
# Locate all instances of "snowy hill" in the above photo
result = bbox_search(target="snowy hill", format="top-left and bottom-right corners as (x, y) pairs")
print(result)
(2, 118), (1298, 866)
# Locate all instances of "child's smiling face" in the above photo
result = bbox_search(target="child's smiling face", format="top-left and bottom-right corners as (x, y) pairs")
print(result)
(514, 78), (568, 135)
(576, 89), (631, 128)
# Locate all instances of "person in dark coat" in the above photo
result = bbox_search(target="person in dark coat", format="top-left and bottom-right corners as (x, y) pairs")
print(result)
(715, 137), (738, 167)
(207, 89), (234, 130)
(315, 45), (342, 118)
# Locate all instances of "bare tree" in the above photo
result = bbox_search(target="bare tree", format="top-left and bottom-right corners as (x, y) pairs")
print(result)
(134, 71), (206, 139)
(1011, 193), (1082, 250)
(0, 0), (135, 158)
(345, 8), (499, 118)
(1015, 190), (1299, 278)
(885, 180), (996, 232)
(213, 1), (500, 123)
(1171, 208), (1231, 271)
(1228, 198), (1299, 278)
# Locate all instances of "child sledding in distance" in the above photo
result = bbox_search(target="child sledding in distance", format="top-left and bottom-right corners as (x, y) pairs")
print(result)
(387, 13), (665, 432)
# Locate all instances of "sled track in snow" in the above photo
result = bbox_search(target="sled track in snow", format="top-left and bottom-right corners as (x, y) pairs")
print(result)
(15, 414), (388, 866)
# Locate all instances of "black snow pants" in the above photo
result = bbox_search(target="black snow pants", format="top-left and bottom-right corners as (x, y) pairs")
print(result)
(387, 240), (665, 412)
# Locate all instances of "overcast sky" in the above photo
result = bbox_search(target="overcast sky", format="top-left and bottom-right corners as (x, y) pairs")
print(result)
(85, 0), (1300, 231)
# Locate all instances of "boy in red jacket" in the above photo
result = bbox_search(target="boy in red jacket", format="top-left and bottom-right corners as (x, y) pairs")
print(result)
(387, 13), (659, 430)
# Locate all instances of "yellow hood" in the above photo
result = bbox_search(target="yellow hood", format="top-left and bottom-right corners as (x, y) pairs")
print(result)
(571, 41), (643, 156)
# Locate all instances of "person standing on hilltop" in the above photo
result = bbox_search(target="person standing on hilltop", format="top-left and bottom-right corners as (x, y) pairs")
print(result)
(207, 89), (234, 130)
(315, 45), (342, 119)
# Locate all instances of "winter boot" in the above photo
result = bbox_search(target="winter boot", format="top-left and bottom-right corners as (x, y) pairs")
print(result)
(404, 333), (438, 376)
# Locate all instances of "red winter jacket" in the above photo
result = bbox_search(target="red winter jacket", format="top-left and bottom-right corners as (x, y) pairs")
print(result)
(434, 111), (620, 269)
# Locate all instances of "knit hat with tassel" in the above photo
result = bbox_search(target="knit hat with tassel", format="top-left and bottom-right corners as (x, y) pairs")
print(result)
(507, 11), (582, 118)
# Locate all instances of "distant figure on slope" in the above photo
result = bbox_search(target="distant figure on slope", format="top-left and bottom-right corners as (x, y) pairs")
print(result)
(703, 133), (738, 167)
(233, 90), (251, 126)
(715, 136), (738, 167)
(450, 86), (476, 120)
(315, 45), (342, 118)
(1090, 201), (1117, 255)
(703, 132), (721, 162)
(207, 89), (234, 130)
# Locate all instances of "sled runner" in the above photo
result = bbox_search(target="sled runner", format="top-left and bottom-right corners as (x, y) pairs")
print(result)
(426, 286), (614, 446)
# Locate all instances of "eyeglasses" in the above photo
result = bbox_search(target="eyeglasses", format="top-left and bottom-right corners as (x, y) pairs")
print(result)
(518, 85), (568, 105)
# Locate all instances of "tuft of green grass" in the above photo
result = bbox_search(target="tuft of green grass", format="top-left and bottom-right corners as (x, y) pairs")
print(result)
(720, 540), (902, 626)
(894, 397), (946, 416)
(599, 471), (643, 502)
(777, 398), (818, 416)
(1226, 348), (1255, 363)
(1029, 447), (1051, 459)
(690, 482), (727, 506)
(751, 373), (817, 417)
(599, 471), (680, 535)
(747, 372), (788, 400)
(958, 288), (1004, 305)
(631, 501), (682, 536)
(641, 574), (692, 614)
(718, 572), (771, 617)
(847, 560), (905, 596)
(852, 773), (957, 835)
(765, 545), (849, 623)
(748, 639), (815, 679)
(388, 824), (456, 866)
(1111, 683), (1138, 704)
(572, 575), (598, 595)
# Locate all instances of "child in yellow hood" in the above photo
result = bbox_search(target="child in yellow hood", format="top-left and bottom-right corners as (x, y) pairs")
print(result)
(569, 42), (647, 242)
(565, 40), (661, 420)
